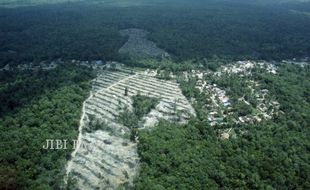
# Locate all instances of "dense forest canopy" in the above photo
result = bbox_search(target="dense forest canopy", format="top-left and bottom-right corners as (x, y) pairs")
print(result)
(0, 0), (310, 67)
(0, 64), (94, 189)
(135, 64), (310, 189)
(0, 0), (309, 189)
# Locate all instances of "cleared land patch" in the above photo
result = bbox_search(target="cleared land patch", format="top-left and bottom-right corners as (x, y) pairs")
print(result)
(119, 28), (169, 58)
(65, 67), (195, 189)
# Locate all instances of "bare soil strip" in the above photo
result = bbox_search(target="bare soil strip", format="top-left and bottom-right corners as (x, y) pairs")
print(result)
(65, 69), (195, 189)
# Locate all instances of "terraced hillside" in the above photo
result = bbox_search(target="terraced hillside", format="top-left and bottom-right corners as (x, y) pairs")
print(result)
(65, 67), (195, 189)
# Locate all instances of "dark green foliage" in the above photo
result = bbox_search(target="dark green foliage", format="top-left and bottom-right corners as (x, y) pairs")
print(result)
(179, 78), (199, 99)
(203, 60), (221, 72)
(124, 87), (128, 96)
(1, 1), (310, 66)
(216, 75), (253, 102)
(156, 70), (171, 80)
(0, 64), (93, 117)
(132, 95), (158, 119)
(118, 95), (158, 142)
(232, 101), (253, 117)
(0, 65), (93, 189)
(0, 1), (309, 189)
(135, 65), (310, 189)
(85, 118), (111, 133)
(118, 95), (158, 130)
(118, 95), (158, 128)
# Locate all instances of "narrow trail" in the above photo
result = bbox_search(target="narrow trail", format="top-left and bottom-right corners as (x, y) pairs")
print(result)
(64, 73), (137, 183)
(64, 92), (93, 182)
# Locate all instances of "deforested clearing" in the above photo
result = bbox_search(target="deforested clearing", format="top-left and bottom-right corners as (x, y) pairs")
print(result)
(119, 28), (169, 58)
(65, 66), (195, 189)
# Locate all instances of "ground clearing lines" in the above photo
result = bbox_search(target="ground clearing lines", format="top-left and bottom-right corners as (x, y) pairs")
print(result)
(65, 69), (195, 189)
